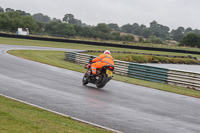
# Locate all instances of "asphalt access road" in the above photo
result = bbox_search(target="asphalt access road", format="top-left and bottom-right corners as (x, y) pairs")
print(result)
(144, 63), (200, 73)
(1, 44), (200, 133)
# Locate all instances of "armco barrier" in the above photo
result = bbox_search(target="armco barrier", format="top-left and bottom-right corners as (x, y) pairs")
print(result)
(65, 52), (200, 90)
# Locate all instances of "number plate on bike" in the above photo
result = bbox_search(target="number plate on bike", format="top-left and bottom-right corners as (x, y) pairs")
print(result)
(106, 70), (113, 77)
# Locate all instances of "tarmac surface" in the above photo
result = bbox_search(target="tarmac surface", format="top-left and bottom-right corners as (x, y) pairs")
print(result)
(144, 63), (200, 73)
(0, 44), (200, 133)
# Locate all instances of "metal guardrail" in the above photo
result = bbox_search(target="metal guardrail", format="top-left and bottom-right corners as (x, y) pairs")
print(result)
(65, 52), (200, 90)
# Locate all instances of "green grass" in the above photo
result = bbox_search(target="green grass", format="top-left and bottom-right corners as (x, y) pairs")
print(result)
(8, 50), (85, 73)
(8, 50), (200, 99)
(0, 95), (113, 133)
(1, 37), (200, 58)
(2, 32), (200, 52)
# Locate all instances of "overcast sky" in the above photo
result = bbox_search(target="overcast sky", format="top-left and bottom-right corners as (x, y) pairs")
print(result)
(0, 0), (200, 30)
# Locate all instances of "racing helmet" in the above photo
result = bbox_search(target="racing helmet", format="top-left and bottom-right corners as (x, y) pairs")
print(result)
(104, 50), (111, 55)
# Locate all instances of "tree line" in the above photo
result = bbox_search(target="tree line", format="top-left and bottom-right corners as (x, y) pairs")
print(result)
(0, 7), (200, 47)
(180, 33), (200, 48)
(0, 7), (135, 42)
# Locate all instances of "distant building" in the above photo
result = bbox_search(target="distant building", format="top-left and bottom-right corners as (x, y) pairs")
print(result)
(17, 28), (29, 35)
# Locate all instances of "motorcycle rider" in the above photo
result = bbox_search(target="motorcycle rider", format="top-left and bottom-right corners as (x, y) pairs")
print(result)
(90, 50), (114, 79)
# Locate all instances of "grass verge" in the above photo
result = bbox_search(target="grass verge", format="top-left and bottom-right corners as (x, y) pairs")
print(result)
(1, 37), (200, 58)
(8, 50), (200, 99)
(0, 95), (113, 133)
(2, 33), (200, 52)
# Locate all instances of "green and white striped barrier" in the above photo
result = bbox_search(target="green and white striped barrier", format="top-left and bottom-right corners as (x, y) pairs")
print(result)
(65, 52), (200, 90)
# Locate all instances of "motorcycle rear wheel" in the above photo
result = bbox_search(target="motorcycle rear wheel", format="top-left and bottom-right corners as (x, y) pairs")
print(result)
(96, 74), (107, 88)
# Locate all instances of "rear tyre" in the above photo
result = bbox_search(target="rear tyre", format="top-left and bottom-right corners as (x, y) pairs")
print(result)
(96, 74), (107, 88)
(82, 73), (89, 85)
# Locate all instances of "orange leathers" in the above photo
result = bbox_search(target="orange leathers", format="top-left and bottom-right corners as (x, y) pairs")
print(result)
(91, 53), (114, 74)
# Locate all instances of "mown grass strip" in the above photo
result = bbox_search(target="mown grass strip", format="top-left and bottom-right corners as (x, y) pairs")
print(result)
(1, 37), (200, 58)
(2, 33), (200, 52)
(8, 50), (200, 99)
(0, 94), (113, 133)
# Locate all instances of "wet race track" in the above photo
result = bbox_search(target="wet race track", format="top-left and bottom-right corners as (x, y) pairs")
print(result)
(0, 44), (200, 133)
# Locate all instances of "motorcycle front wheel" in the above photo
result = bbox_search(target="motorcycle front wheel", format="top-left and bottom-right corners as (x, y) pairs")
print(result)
(82, 73), (89, 85)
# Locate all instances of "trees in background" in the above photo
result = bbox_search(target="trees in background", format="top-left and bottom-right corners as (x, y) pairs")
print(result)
(171, 27), (185, 42)
(121, 24), (133, 33)
(107, 23), (119, 31)
(5, 8), (14, 12)
(33, 13), (51, 23)
(171, 27), (200, 43)
(22, 16), (38, 32)
(0, 11), (37, 32)
(142, 29), (152, 38)
(63, 13), (86, 26)
(16, 10), (31, 16)
(0, 7), (4, 12)
(149, 21), (170, 39)
(147, 36), (163, 44)
(0, 13), (10, 30)
(1, 6), (200, 46)
(95, 23), (110, 33)
(179, 33), (200, 48)
(184, 27), (193, 34)
(56, 23), (76, 36)
(119, 20), (170, 41)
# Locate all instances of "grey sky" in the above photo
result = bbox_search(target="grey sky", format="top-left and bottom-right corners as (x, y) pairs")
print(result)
(0, 0), (200, 30)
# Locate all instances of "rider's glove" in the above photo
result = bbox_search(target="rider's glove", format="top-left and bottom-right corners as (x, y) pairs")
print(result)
(86, 64), (91, 69)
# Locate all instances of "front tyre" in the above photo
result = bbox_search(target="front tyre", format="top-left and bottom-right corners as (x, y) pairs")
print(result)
(82, 73), (89, 85)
